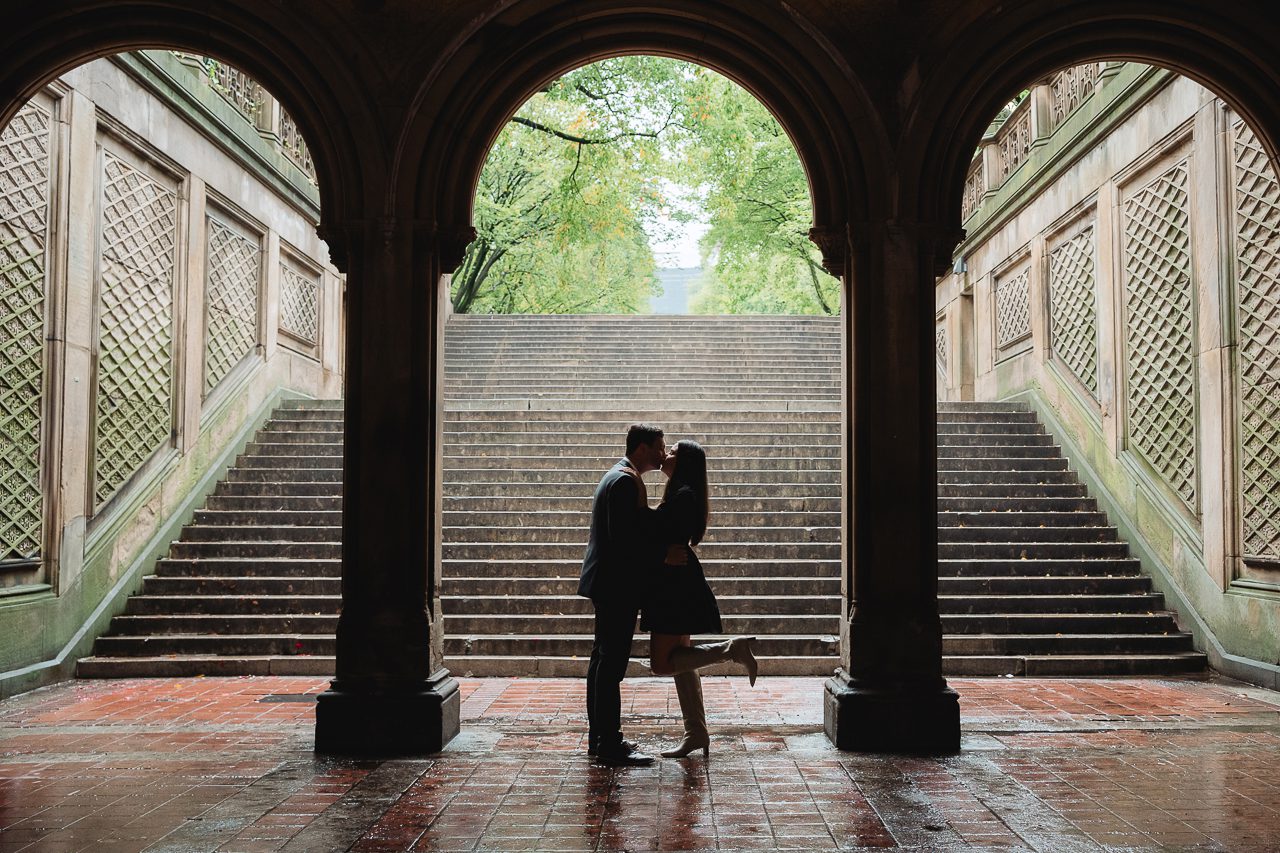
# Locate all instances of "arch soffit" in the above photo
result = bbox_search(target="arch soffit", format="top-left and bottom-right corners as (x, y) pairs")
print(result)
(0, 2), (383, 252)
(394, 2), (891, 266)
(901, 3), (1280, 236)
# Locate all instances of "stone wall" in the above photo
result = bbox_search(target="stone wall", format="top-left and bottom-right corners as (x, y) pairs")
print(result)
(0, 51), (343, 697)
(937, 63), (1280, 687)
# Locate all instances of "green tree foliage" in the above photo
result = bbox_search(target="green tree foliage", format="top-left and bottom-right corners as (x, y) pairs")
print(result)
(681, 68), (839, 315)
(452, 56), (837, 315)
(451, 58), (680, 313)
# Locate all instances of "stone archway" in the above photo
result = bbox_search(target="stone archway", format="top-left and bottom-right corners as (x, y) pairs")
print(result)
(316, 0), (976, 756)
(7, 0), (1280, 757)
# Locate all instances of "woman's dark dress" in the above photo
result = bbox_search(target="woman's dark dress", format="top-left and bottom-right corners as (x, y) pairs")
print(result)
(640, 484), (723, 634)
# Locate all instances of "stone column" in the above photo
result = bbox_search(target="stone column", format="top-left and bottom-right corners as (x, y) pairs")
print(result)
(314, 218), (470, 755)
(821, 219), (961, 754)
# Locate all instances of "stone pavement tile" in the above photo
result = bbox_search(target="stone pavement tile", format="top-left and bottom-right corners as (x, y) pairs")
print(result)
(0, 675), (1278, 850)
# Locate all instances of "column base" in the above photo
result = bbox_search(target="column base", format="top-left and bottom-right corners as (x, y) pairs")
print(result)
(314, 670), (460, 755)
(824, 669), (960, 753)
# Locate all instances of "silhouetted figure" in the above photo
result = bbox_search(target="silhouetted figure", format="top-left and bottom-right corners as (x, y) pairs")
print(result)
(644, 439), (758, 758)
(578, 423), (667, 767)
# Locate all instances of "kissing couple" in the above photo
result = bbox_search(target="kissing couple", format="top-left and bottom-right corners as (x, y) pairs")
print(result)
(578, 423), (759, 767)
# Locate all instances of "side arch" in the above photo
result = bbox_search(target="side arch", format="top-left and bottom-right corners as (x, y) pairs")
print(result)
(393, 0), (891, 267)
(901, 1), (1280, 234)
(0, 1), (385, 249)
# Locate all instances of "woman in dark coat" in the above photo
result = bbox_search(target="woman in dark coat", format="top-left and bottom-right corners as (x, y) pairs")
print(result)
(642, 439), (758, 758)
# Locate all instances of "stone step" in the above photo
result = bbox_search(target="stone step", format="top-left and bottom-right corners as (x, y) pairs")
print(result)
(937, 593), (1164, 614)
(939, 575), (1150, 594)
(216, 481), (344, 497)
(448, 430), (843, 445)
(937, 457), (1069, 472)
(442, 461), (839, 473)
(442, 481), (842, 497)
(447, 444), (841, 460)
(169, 541), (342, 559)
(224, 464), (343, 480)
(144, 576), (341, 595)
(126, 595), (341, 615)
(439, 576), (841, 596)
(444, 613), (838, 634)
(942, 633), (1191, 655)
(941, 612), (1180, 633)
(937, 510), (1107, 527)
(193, 510), (342, 526)
(107, 614), (339, 634)
(443, 558), (840, 579)
(936, 444), (1062, 459)
(936, 433), (1053, 446)
(936, 412), (1038, 424)
(440, 510), (842, 528)
(936, 491), (1095, 504)
(441, 496), (842, 513)
(441, 525), (839, 544)
(442, 542), (841, 560)
(941, 653), (1208, 677)
(77, 655), (336, 677)
(444, 410), (842, 423)
(937, 541), (1128, 559)
(440, 594), (840, 616)
(937, 470), (1077, 484)
(205, 496), (344, 512)
(178, 524), (340, 543)
(940, 558), (1141, 576)
(155, 558), (341, 577)
(938, 526), (1118, 544)
(937, 402), (1030, 413)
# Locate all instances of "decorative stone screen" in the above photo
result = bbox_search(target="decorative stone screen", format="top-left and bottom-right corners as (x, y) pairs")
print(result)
(0, 100), (53, 565)
(1048, 63), (1105, 131)
(1048, 222), (1100, 397)
(94, 150), (177, 508)
(994, 265), (1032, 355)
(278, 257), (319, 347)
(1232, 118), (1280, 563)
(996, 105), (1032, 184)
(204, 215), (261, 393)
(1121, 159), (1197, 509)
(936, 320), (948, 375)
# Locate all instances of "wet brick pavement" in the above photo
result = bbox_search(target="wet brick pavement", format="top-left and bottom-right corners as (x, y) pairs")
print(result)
(1, 675), (1279, 851)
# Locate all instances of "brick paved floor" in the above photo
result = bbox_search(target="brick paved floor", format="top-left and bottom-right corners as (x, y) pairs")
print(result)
(1, 676), (1279, 851)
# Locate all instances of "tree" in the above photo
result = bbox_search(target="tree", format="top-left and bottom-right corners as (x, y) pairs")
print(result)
(680, 67), (839, 315)
(451, 56), (836, 315)
(451, 57), (687, 313)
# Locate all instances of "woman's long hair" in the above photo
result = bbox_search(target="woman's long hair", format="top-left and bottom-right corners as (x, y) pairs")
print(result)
(662, 439), (709, 545)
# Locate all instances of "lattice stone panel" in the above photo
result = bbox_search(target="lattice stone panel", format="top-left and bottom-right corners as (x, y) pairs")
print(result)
(936, 321), (948, 374)
(1232, 119), (1280, 560)
(1, 101), (51, 562)
(1122, 159), (1197, 509)
(995, 267), (1031, 349)
(204, 216), (260, 392)
(279, 259), (319, 345)
(1049, 224), (1100, 397)
(94, 152), (176, 508)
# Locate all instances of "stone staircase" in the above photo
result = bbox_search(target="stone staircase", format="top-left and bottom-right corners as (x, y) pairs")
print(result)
(937, 401), (1204, 675)
(440, 314), (842, 676)
(77, 315), (1205, 678)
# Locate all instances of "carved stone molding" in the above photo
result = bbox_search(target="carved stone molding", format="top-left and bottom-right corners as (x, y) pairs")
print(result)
(809, 223), (849, 276)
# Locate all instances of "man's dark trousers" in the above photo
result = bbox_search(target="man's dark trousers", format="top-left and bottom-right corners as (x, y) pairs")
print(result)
(586, 598), (639, 752)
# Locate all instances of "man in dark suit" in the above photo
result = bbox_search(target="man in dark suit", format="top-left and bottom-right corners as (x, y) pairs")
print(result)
(579, 423), (667, 766)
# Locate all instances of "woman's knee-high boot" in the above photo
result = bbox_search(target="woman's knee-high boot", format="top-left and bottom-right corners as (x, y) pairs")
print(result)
(661, 671), (709, 757)
(665, 637), (758, 686)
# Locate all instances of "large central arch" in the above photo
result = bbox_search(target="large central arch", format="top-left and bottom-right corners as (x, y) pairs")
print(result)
(315, 0), (970, 754)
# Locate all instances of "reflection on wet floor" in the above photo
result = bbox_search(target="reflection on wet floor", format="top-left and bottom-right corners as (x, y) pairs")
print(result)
(1, 676), (1279, 850)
